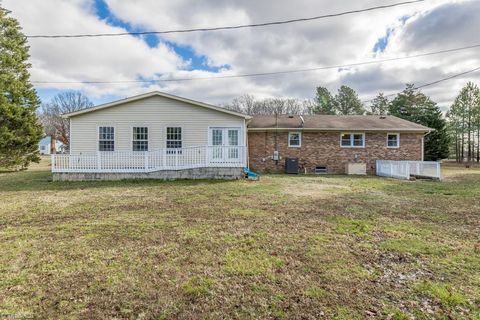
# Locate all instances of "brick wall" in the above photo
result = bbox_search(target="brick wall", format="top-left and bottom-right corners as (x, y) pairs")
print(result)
(248, 131), (423, 174)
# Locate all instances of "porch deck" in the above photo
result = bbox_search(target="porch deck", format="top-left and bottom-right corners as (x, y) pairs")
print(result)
(52, 146), (247, 173)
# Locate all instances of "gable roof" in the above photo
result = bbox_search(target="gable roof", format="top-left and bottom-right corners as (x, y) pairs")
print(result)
(63, 91), (251, 119)
(247, 115), (432, 132)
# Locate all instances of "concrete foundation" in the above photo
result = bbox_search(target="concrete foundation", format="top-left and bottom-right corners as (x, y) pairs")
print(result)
(53, 167), (244, 181)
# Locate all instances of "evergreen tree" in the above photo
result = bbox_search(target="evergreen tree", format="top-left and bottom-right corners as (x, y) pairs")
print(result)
(334, 85), (365, 115)
(0, 7), (43, 169)
(370, 93), (389, 115)
(447, 82), (480, 162)
(389, 84), (450, 161)
(311, 86), (336, 114)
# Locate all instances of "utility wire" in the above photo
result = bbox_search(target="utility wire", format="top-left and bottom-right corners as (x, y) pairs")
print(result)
(362, 66), (480, 103)
(26, 0), (425, 38)
(31, 43), (480, 84)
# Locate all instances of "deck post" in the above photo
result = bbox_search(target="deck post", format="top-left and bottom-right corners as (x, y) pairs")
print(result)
(51, 154), (55, 172)
(144, 152), (149, 172)
(97, 152), (101, 172)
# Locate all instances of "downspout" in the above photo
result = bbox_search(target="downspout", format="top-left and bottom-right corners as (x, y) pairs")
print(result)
(245, 118), (250, 169)
(422, 130), (432, 161)
(300, 115), (305, 173)
(274, 112), (278, 166)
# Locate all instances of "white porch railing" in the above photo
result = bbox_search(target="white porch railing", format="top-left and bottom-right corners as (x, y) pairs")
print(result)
(52, 146), (246, 173)
(376, 160), (441, 180)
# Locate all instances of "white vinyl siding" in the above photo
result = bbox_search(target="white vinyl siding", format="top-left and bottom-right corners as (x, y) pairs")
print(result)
(69, 95), (245, 154)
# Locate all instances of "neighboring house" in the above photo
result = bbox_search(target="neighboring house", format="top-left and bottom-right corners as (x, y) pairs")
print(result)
(39, 136), (64, 155)
(52, 91), (250, 181)
(247, 115), (432, 174)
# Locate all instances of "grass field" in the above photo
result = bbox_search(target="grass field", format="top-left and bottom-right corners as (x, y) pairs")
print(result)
(1, 158), (479, 319)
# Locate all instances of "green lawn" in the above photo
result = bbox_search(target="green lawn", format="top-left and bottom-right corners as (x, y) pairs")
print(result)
(1, 158), (479, 319)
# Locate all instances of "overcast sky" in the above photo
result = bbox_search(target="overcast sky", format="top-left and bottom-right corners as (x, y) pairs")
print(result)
(3, 0), (480, 110)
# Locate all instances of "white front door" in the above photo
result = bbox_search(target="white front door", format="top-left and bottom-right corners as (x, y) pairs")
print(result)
(209, 127), (241, 162)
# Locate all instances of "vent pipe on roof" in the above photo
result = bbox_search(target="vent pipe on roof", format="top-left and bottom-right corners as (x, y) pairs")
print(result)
(300, 115), (305, 127)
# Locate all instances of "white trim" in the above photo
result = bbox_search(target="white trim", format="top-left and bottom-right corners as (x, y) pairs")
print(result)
(63, 91), (251, 119)
(207, 126), (244, 146)
(165, 125), (183, 149)
(131, 125), (150, 152)
(288, 132), (302, 148)
(97, 124), (116, 152)
(340, 132), (365, 148)
(386, 132), (400, 149)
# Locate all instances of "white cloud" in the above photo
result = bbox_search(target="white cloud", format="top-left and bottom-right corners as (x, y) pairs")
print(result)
(2, 0), (480, 108)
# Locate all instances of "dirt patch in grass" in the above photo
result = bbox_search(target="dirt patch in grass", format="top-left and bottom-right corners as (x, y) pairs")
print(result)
(0, 162), (479, 319)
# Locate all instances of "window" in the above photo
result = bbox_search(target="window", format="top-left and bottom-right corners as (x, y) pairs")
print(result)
(387, 133), (400, 148)
(340, 133), (365, 148)
(132, 127), (148, 151)
(166, 127), (182, 152)
(98, 126), (114, 151)
(40, 145), (46, 151)
(288, 132), (301, 147)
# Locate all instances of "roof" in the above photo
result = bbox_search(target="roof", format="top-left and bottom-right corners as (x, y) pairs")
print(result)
(247, 115), (432, 132)
(63, 91), (251, 119)
(39, 136), (51, 145)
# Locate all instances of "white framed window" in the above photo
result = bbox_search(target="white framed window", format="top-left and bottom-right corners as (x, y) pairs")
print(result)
(98, 126), (115, 151)
(387, 133), (400, 148)
(132, 127), (148, 151)
(40, 145), (46, 151)
(340, 132), (365, 148)
(166, 127), (182, 153)
(288, 132), (301, 147)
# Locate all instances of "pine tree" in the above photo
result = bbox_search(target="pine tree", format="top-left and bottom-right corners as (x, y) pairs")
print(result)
(370, 93), (389, 115)
(311, 86), (336, 115)
(448, 82), (480, 163)
(0, 7), (43, 169)
(389, 84), (450, 161)
(334, 85), (365, 115)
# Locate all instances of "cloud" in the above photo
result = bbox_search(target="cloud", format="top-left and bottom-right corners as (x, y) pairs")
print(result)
(2, 0), (480, 108)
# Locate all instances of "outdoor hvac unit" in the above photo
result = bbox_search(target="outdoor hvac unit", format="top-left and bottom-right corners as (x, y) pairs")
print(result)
(285, 157), (299, 174)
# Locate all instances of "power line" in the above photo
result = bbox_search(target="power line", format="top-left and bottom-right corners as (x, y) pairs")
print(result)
(26, 0), (425, 39)
(31, 43), (480, 84)
(362, 66), (480, 103)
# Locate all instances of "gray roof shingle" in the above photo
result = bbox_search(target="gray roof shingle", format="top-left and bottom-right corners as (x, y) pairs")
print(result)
(247, 115), (432, 132)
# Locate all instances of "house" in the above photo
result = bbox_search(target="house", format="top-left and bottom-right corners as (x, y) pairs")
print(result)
(39, 136), (64, 155)
(52, 91), (250, 181)
(51, 91), (432, 180)
(247, 115), (432, 174)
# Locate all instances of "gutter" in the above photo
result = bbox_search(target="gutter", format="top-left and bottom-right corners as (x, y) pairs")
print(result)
(247, 127), (432, 133)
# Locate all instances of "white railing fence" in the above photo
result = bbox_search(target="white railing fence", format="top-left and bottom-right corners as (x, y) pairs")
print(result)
(52, 146), (246, 173)
(376, 160), (441, 180)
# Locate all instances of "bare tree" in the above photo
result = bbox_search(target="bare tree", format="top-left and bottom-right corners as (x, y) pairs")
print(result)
(223, 95), (312, 115)
(40, 91), (93, 151)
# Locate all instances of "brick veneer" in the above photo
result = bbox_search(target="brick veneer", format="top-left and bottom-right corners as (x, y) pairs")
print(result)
(248, 131), (423, 174)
